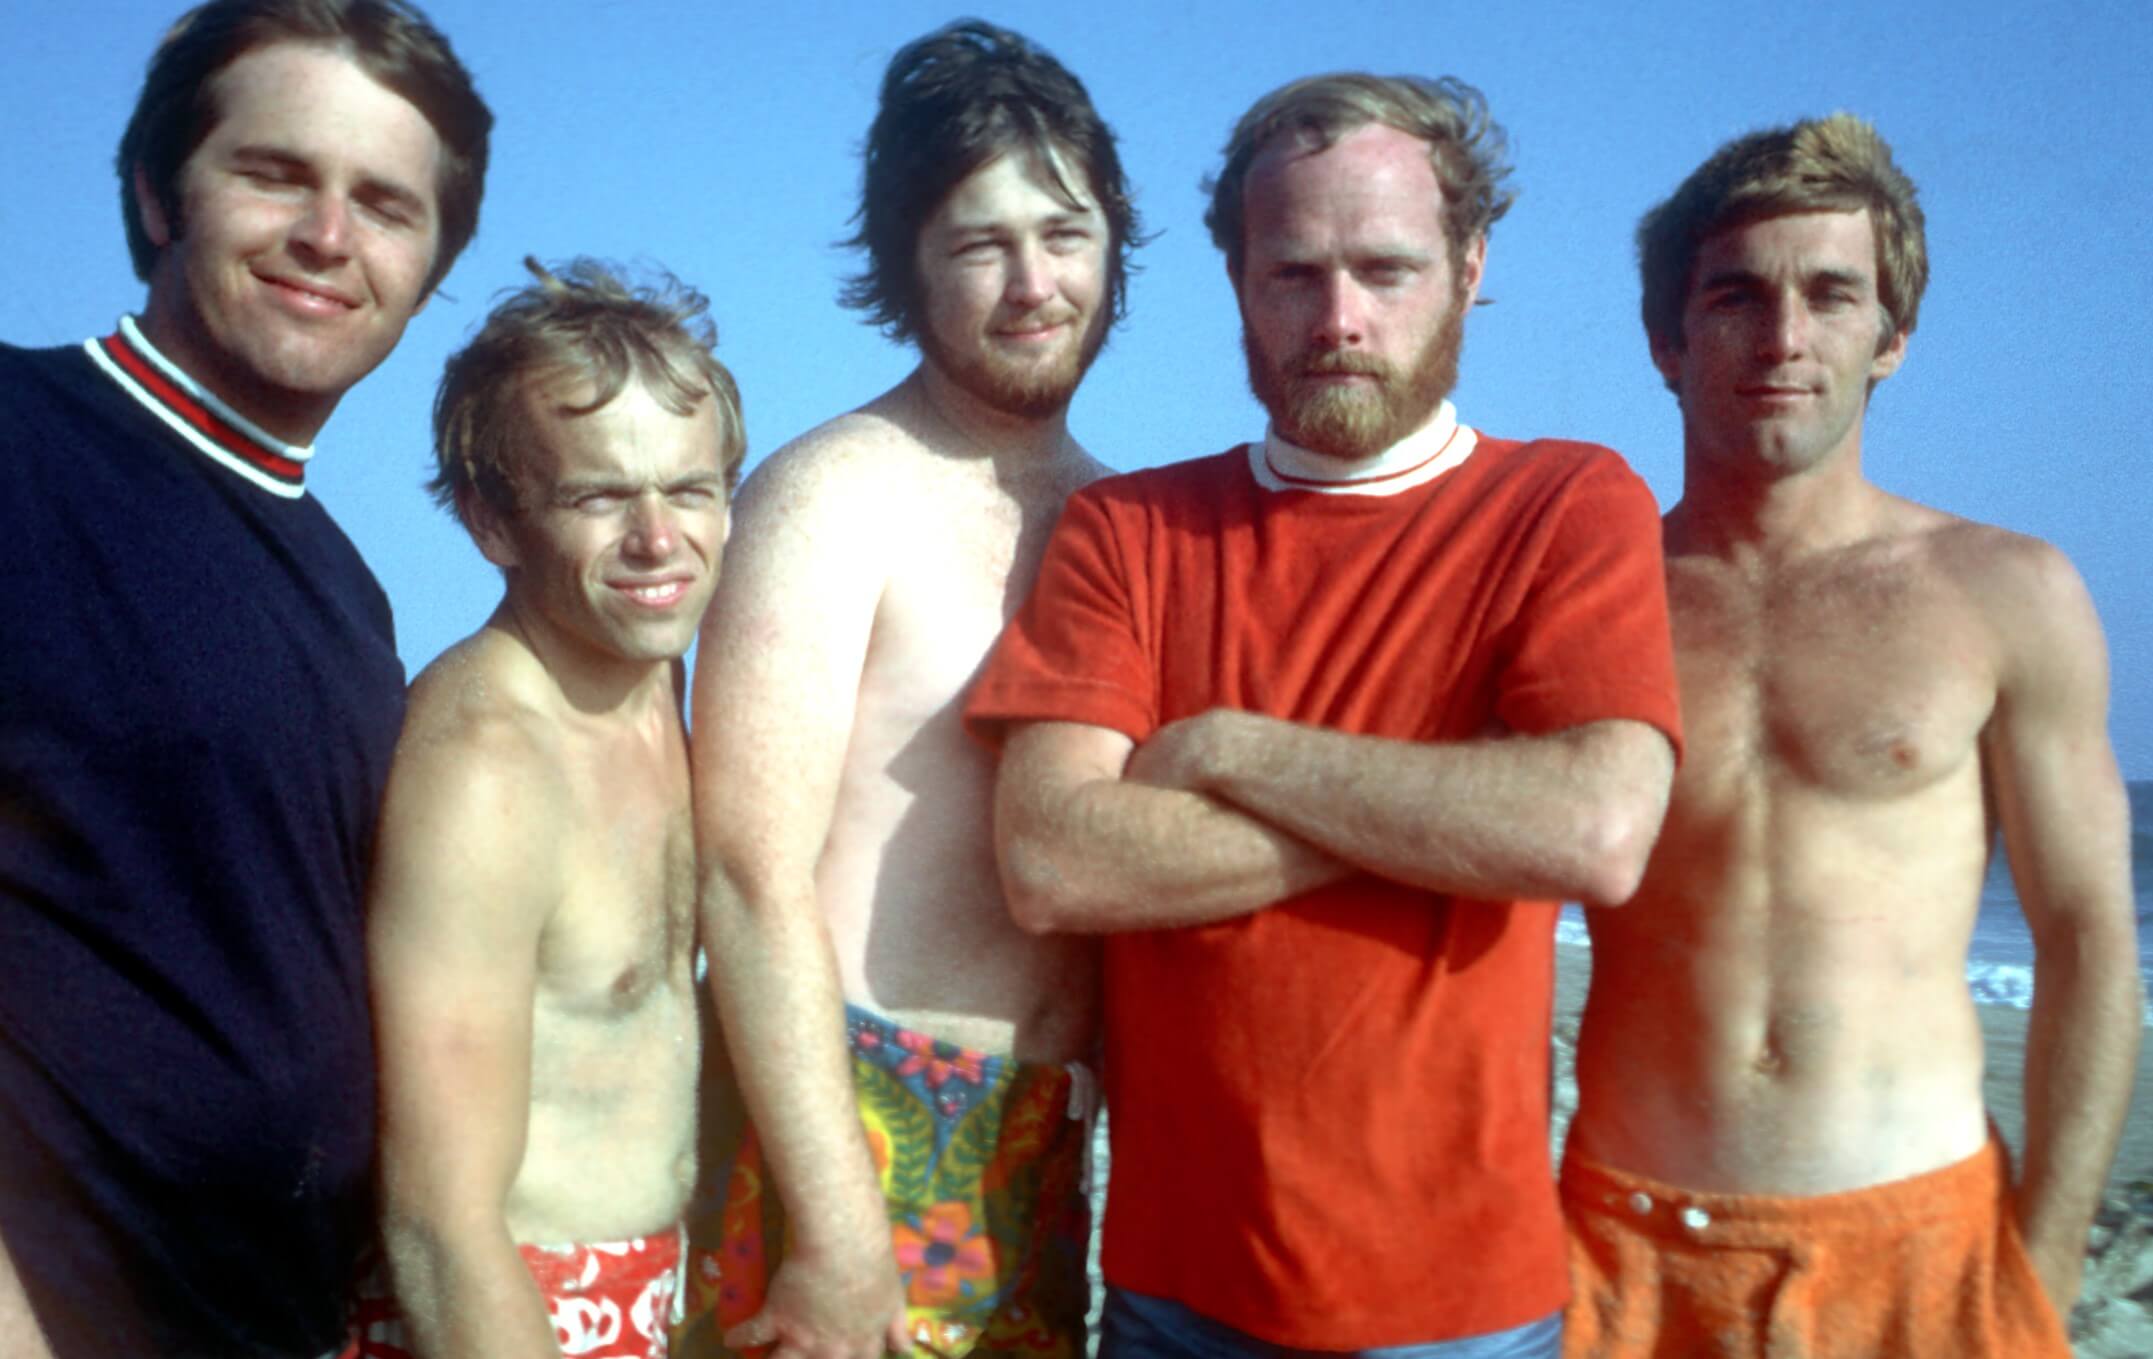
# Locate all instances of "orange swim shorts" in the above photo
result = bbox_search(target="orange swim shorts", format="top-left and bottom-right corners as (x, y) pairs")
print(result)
(345, 1226), (687, 1359)
(1559, 1136), (2069, 1359)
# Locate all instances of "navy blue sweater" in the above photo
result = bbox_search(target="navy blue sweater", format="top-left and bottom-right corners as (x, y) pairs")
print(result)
(0, 330), (405, 1357)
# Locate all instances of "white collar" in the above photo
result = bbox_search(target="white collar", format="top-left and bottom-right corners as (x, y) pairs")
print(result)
(1249, 400), (1479, 497)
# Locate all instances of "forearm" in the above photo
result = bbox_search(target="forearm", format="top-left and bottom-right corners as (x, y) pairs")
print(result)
(2014, 921), (2144, 1305)
(381, 1217), (558, 1359)
(700, 866), (892, 1260)
(999, 746), (1349, 933)
(1189, 712), (1671, 905)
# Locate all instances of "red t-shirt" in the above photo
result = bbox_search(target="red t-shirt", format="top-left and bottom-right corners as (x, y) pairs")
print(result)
(966, 435), (1682, 1346)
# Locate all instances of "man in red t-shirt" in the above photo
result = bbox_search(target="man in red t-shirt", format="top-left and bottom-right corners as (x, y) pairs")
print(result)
(965, 74), (1683, 1357)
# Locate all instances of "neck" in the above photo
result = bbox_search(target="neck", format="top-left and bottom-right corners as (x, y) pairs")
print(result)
(487, 598), (681, 721)
(905, 362), (1077, 473)
(1670, 437), (1884, 561)
(136, 292), (336, 446)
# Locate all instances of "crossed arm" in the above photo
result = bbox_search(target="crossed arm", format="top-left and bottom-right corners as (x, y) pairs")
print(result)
(996, 709), (1675, 934)
(369, 714), (565, 1359)
(1985, 540), (2143, 1315)
(691, 450), (910, 1359)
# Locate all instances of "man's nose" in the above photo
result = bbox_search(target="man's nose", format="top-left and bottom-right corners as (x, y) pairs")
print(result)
(288, 192), (352, 263)
(623, 494), (676, 559)
(1313, 273), (1367, 348)
(1004, 239), (1055, 309)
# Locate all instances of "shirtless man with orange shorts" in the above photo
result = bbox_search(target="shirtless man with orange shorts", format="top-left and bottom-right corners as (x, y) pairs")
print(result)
(1561, 115), (2142, 1359)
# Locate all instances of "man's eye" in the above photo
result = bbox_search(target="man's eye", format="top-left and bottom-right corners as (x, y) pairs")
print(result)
(362, 196), (419, 227)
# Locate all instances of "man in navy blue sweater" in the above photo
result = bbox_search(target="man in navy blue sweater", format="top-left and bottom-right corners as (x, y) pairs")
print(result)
(0, 3), (490, 1355)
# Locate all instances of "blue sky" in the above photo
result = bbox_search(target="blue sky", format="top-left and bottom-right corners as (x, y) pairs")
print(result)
(4, 0), (2148, 774)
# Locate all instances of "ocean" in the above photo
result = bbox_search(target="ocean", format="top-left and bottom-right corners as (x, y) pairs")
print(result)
(1557, 779), (2153, 1023)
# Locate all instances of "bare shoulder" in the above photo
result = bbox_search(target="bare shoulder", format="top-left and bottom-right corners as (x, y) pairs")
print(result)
(371, 634), (573, 986)
(734, 400), (933, 533)
(1920, 512), (2107, 674)
(389, 629), (574, 849)
(1923, 513), (2092, 614)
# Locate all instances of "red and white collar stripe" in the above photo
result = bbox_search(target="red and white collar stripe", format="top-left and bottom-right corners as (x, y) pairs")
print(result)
(83, 316), (312, 499)
(1250, 399), (1480, 498)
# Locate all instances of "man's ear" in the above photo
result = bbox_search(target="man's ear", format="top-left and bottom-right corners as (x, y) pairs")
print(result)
(132, 164), (174, 250)
(463, 488), (520, 570)
(1458, 234), (1487, 307)
(1868, 323), (1909, 385)
(1650, 337), (1684, 392)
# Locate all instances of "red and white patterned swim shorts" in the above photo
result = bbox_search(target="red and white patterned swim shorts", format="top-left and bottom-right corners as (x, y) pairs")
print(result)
(346, 1225), (686, 1359)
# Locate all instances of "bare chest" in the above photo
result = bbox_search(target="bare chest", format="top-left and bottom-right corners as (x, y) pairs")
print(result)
(1670, 553), (1997, 798)
(536, 759), (699, 1018)
(861, 490), (1056, 727)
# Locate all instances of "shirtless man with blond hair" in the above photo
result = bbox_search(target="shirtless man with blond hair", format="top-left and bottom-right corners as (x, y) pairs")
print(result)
(361, 258), (744, 1359)
(678, 20), (1140, 1359)
(1561, 115), (2142, 1359)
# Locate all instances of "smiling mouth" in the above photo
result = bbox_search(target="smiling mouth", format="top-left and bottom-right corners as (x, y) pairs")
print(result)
(994, 315), (1074, 342)
(616, 580), (690, 607)
(258, 272), (358, 311)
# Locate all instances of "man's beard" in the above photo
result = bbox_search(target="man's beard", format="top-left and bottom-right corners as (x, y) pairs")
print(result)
(1245, 286), (1468, 459)
(919, 305), (1109, 421)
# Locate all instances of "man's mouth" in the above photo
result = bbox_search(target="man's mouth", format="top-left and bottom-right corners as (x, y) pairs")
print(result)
(1299, 353), (1389, 383)
(257, 271), (359, 312)
(1735, 376), (1814, 399)
(615, 578), (691, 607)
(994, 316), (1072, 342)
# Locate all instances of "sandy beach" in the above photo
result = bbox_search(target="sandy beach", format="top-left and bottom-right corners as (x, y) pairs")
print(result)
(1548, 942), (2153, 1358)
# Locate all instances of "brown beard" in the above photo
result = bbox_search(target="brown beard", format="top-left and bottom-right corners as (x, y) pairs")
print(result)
(1244, 281), (1468, 459)
(917, 303), (1110, 421)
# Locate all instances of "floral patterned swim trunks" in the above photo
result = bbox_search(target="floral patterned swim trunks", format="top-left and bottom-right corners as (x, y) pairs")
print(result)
(677, 1004), (1095, 1358)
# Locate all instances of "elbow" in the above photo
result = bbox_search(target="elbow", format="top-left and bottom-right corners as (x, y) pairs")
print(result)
(1562, 727), (1675, 907)
(999, 835), (1085, 935)
(1563, 792), (1667, 908)
(997, 807), (1126, 935)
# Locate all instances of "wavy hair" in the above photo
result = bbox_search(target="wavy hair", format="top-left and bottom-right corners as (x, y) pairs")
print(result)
(431, 257), (746, 527)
